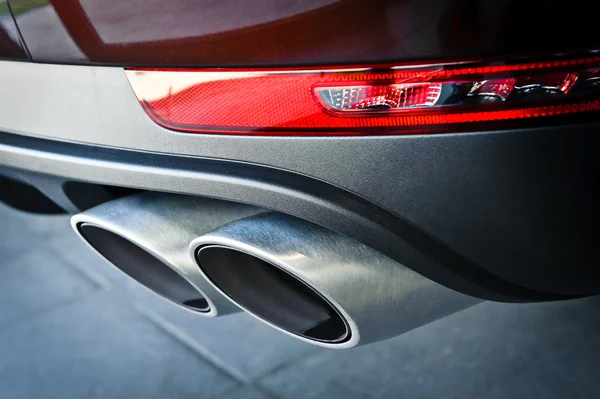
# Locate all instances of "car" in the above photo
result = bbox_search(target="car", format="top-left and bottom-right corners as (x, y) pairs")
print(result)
(1, 0), (598, 350)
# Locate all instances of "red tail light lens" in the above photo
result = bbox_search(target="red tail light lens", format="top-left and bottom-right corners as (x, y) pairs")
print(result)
(126, 53), (600, 136)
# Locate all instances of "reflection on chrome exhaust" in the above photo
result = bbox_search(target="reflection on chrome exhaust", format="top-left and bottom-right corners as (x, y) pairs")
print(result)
(71, 192), (262, 316)
(190, 212), (479, 348)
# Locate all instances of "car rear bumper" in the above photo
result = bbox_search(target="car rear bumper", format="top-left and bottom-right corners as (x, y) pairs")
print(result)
(1, 61), (598, 300)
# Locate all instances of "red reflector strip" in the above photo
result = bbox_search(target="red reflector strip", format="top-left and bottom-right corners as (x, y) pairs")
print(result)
(126, 53), (600, 136)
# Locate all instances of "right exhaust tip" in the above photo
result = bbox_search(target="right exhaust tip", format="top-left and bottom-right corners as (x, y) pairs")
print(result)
(191, 212), (480, 348)
(196, 245), (350, 343)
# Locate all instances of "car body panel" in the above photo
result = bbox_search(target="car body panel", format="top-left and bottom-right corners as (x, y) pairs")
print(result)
(0, 4), (27, 60)
(0, 61), (598, 299)
(7, 0), (600, 66)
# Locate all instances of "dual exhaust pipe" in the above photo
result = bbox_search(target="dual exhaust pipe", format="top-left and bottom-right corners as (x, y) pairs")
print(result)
(72, 192), (477, 348)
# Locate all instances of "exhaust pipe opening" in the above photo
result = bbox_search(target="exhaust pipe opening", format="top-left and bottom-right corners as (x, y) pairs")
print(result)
(78, 223), (210, 312)
(71, 192), (263, 317)
(191, 212), (479, 348)
(196, 245), (349, 343)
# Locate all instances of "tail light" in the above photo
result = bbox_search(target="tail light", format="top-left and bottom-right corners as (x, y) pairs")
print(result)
(126, 52), (600, 136)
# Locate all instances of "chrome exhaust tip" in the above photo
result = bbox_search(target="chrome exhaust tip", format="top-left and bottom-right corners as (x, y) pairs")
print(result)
(71, 192), (261, 316)
(190, 213), (479, 347)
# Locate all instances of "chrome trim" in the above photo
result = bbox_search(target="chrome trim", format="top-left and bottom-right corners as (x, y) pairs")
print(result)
(71, 192), (262, 316)
(190, 213), (479, 348)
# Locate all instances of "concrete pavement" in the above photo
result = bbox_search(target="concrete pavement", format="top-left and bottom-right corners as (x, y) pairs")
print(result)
(1, 202), (599, 398)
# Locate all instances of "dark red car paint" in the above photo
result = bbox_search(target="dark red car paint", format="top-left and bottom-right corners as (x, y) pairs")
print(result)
(5, 0), (600, 66)
(0, 8), (27, 60)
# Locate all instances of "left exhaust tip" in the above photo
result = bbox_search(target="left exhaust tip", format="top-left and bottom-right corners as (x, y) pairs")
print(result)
(70, 192), (262, 317)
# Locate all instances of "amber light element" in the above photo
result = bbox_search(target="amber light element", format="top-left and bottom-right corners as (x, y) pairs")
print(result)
(126, 53), (600, 136)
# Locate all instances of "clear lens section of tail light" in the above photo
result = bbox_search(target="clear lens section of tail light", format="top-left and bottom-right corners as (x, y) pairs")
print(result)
(468, 79), (516, 102)
(510, 72), (580, 101)
(515, 72), (579, 94)
(126, 52), (600, 136)
(315, 84), (442, 111)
